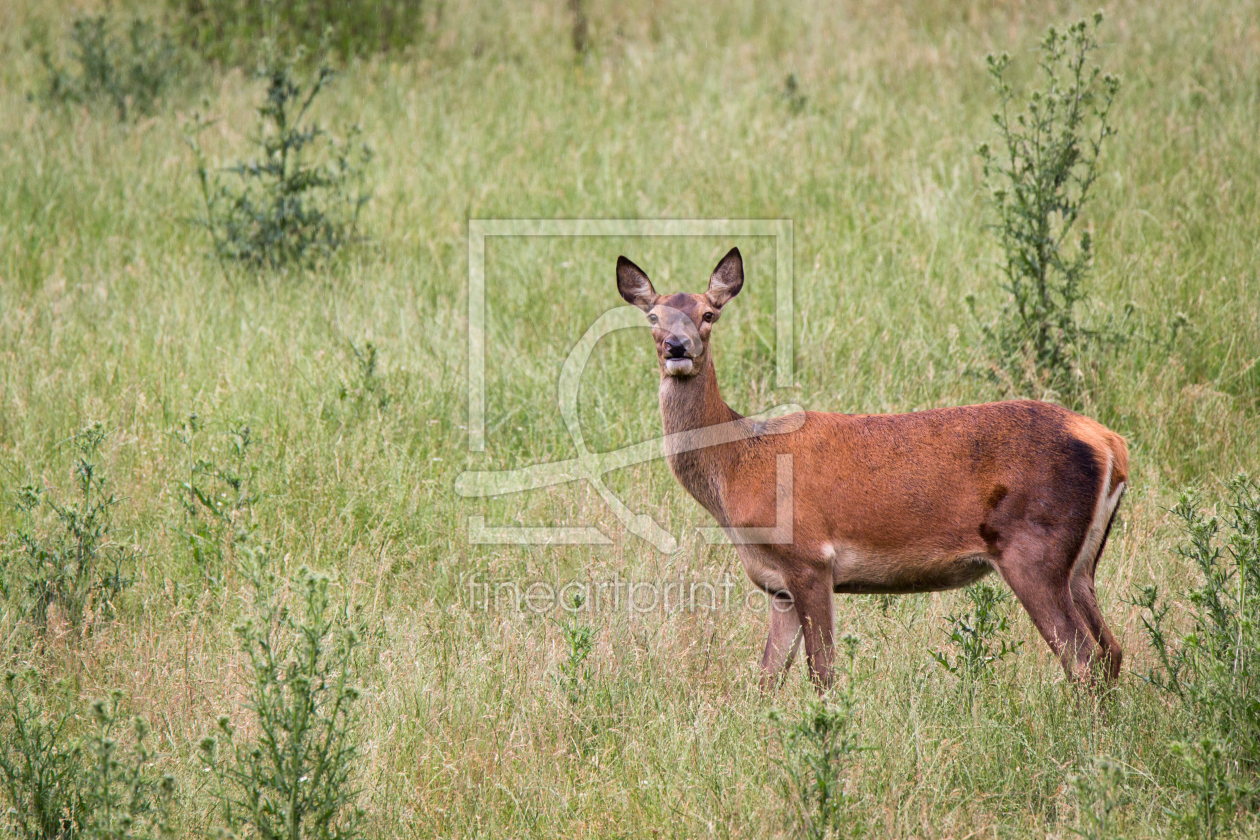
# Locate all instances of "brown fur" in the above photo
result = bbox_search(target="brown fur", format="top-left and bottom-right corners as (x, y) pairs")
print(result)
(617, 249), (1129, 690)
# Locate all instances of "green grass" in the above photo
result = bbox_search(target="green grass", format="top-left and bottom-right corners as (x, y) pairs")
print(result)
(1, 0), (1259, 836)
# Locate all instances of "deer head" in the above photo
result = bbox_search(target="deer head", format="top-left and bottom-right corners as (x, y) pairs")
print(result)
(616, 247), (745, 378)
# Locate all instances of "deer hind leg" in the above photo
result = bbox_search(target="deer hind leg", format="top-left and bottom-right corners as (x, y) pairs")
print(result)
(760, 592), (802, 691)
(1069, 482), (1127, 681)
(995, 530), (1102, 682)
(1069, 575), (1121, 682)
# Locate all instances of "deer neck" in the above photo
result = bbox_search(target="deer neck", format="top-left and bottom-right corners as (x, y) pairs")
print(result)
(658, 355), (740, 517)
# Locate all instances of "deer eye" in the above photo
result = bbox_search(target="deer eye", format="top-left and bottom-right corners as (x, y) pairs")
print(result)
(702, 312), (714, 323)
(648, 313), (658, 324)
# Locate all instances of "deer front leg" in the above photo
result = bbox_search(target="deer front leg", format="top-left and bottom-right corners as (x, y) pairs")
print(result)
(760, 591), (802, 691)
(791, 565), (837, 691)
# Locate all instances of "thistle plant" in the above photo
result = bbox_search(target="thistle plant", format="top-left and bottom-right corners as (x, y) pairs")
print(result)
(188, 50), (372, 271)
(37, 12), (181, 121)
(771, 636), (863, 840)
(2, 423), (131, 635)
(201, 553), (365, 840)
(1133, 475), (1260, 832)
(0, 674), (175, 840)
(931, 582), (1023, 681)
(973, 14), (1120, 401)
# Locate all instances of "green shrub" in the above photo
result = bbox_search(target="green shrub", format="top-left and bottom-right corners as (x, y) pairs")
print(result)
(971, 14), (1120, 402)
(201, 553), (365, 840)
(0, 674), (175, 840)
(782, 72), (807, 115)
(336, 342), (389, 412)
(2, 423), (131, 635)
(555, 592), (595, 707)
(1172, 737), (1248, 840)
(173, 416), (260, 586)
(36, 13), (182, 121)
(171, 0), (424, 65)
(770, 636), (863, 840)
(930, 581), (1023, 681)
(549, 592), (607, 756)
(1070, 756), (1130, 840)
(0, 673), (80, 840)
(1135, 476), (1260, 768)
(1134, 475), (1260, 833)
(567, 0), (590, 57)
(77, 695), (177, 840)
(188, 54), (373, 270)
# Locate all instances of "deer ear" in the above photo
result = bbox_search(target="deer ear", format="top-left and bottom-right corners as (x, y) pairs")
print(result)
(617, 256), (657, 311)
(706, 247), (744, 309)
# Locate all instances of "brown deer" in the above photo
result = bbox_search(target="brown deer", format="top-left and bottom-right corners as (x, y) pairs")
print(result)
(616, 248), (1128, 690)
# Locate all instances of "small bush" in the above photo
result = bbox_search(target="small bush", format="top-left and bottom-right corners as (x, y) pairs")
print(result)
(1172, 737), (1249, 840)
(188, 54), (373, 270)
(336, 342), (389, 412)
(972, 14), (1120, 401)
(555, 592), (595, 706)
(173, 416), (260, 586)
(1070, 756), (1130, 840)
(201, 553), (365, 840)
(1133, 475), (1260, 830)
(171, 0), (424, 65)
(0, 673), (176, 840)
(2, 423), (131, 635)
(930, 581), (1023, 681)
(1134, 476), (1260, 769)
(0, 673), (80, 840)
(770, 636), (862, 840)
(549, 592), (607, 756)
(568, 0), (590, 57)
(782, 73), (807, 115)
(36, 13), (182, 121)
(77, 695), (177, 840)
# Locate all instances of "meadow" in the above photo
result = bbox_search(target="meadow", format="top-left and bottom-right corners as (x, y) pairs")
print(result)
(1, 0), (1258, 836)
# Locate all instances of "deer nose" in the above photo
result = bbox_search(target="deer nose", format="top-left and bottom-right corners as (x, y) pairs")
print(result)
(665, 336), (689, 358)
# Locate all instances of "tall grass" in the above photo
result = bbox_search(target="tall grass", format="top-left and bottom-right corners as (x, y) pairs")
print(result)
(1, 0), (1259, 836)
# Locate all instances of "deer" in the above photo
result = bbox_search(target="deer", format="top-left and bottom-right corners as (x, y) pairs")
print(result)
(616, 248), (1128, 691)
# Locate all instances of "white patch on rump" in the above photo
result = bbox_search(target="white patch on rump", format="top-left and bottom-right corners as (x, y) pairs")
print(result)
(1072, 450), (1124, 575)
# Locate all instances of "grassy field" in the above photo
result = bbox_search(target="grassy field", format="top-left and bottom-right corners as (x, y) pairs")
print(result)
(1, 0), (1258, 836)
